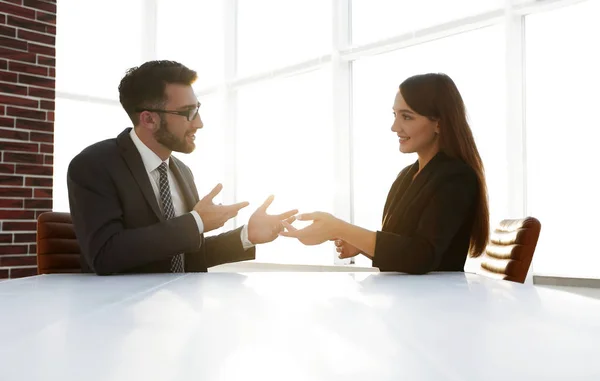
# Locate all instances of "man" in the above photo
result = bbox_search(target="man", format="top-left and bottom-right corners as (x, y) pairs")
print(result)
(67, 60), (296, 275)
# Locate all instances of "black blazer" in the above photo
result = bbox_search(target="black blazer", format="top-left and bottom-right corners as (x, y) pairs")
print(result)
(373, 152), (478, 274)
(67, 128), (255, 275)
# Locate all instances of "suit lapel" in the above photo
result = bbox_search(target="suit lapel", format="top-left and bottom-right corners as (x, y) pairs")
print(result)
(169, 157), (196, 212)
(117, 128), (164, 221)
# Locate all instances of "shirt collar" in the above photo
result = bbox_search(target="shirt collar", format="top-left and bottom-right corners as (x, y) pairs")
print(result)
(129, 128), (169, 174)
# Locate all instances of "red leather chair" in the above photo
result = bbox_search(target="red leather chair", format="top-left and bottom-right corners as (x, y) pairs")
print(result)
(36, 212), (81, 274)
(476, 217), (541, 283)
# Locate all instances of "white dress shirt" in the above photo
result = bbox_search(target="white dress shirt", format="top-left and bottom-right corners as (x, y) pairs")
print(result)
(129, 129), (254, 250)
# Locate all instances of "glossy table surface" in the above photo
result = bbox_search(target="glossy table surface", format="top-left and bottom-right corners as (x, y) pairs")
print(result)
(0, 272), (599, 380)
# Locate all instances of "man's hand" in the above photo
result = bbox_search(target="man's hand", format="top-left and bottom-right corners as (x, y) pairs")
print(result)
(247, 195), (298, 244)
(193, 184), (249, 232)
(333, 239), (363, 259)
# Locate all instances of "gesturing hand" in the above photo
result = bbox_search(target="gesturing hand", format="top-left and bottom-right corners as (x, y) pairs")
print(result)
(279, 212), (341, 246)
(193, 184), (249, 232)
(247, 195), (298, 244)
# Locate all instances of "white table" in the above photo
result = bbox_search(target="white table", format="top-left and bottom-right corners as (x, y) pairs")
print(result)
(0, 272), (599, 380)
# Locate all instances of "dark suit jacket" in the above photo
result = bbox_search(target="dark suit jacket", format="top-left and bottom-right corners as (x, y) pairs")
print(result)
(373, 152), (478, 274)
(67, 128), (255, 275)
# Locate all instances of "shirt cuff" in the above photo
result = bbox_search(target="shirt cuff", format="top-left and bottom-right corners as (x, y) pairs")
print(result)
(240, 224), (255, 250)
(189, 211), (204, 247)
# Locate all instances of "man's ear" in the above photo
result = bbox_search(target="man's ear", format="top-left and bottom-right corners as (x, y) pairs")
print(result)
(139, 111), (159, 131)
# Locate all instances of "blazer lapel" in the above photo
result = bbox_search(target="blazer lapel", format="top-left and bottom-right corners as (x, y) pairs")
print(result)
(117, 128), (164, 221)
(169, 158), (196, 212)
(382, 152), (445, 230)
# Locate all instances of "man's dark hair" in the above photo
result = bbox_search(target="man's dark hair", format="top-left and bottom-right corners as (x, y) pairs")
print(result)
(118, 60), (198, 124)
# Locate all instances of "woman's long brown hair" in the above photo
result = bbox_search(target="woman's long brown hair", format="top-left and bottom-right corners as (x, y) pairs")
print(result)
(400, 73), (489, 257)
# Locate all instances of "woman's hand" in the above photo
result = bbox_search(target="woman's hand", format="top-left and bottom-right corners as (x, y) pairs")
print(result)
(279, 212), (342, 245)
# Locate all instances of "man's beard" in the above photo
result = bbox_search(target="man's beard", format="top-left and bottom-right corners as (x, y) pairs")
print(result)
(153, 119), (195, 154)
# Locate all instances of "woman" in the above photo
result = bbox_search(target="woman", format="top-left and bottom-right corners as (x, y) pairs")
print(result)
(281, 73), (489, 274)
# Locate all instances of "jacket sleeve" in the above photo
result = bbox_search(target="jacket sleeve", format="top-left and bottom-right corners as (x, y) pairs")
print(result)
(372, 170), (477, 274)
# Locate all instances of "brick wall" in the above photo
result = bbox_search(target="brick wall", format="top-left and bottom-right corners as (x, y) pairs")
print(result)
(0, 0), (56, 279)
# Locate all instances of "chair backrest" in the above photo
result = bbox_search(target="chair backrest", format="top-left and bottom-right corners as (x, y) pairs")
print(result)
(36, 212), (81, 274)
(477, 217), (541, 283)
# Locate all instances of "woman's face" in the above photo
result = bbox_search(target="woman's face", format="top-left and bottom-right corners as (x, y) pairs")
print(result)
(391, 91), (439, 155)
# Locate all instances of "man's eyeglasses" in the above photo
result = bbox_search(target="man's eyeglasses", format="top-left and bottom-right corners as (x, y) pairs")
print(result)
(136, 102), (201, 122)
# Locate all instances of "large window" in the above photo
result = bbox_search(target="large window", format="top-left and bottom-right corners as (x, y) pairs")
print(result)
(53, 0), (600, 277)
(525, 0), (600, 278)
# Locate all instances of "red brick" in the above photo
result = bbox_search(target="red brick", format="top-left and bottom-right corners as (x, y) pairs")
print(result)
(0, 175), (24, 186)
(33, 188), (51, 198)
(0, 70), (18, 82)
(37, 55), (54, 67)
(0, 164), (16, 174)
(17, 29), (54, 46)
(9, 61), (48, 76)
(6, 15), (51, 34)
(30, 131), (52, 143)
(16, 164), (52, 176)
(16, 119), (53, 132)
(10, 267), (38, 278)
(28, 87), (54, 99)
(7, 106), (45, 120)
(28, 243), (36, 254)
(0, 60), (6, 71)
(0, 269), (8, 279)
(14, 233), (36, 243)
(27, 42), (54, 56)
(0, 245), (28, 255)
(3, 0), (25, 4)
(0, 36), (28, 51)
(0, 199), (23, 208)
(0, 187), (31, 198)
(0, 46), (36, 63)
(0, 3), (35, 19)
(0, 95), (38, 109)
(35, 10), (55, 25)
(0, 209), (34, 220)
(0, 25), (16, 38)
(39, 143), (52, 153)
(0, 117), (16, 127)
(39, 100), (54, 110)
(0, 256), (37, 266)
(2, 221), (36, 231)
(24, 0), (56, 13)
(3, 152), (44, 164)
(44, 154), (52, 165)
(18, 73), (54, 89)
(0, 14), (5, 24)
(24, 199), (51, 209)
(34, 210), (50, 218)
(46, 111), (53, 121)
(0, 234), (13, 244)
(0, 127), (29, 141)
(25, 177), (51, 187)
(0, 141), (38, 153)
(0, 82), (29, 95)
